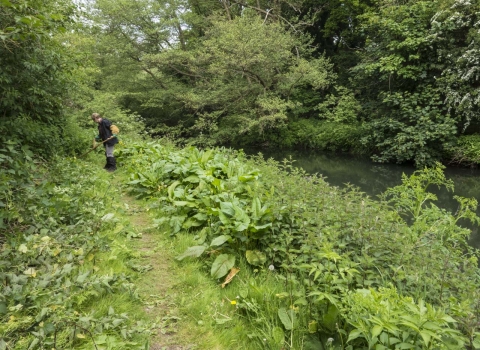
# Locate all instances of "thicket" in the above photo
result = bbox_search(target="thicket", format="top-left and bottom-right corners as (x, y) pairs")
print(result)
(75, 0), (480, 167)
(0, 140), (154, 349)
(119, 141), (480, 349)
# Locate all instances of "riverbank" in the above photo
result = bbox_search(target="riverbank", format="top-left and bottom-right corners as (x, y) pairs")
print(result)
(3, 142), (480, 349)
(116, 140), (480, 349)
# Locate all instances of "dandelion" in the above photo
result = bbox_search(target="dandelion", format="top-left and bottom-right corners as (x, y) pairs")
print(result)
(268, 264), (275, 271)
(230, 300), (237, 305)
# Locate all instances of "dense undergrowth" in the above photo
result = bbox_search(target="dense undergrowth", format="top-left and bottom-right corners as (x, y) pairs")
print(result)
(118, 141), (480, 350)
(0, 141), (152, 349)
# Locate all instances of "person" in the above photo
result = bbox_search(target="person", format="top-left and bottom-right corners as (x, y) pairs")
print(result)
(91, 113), (118, 172)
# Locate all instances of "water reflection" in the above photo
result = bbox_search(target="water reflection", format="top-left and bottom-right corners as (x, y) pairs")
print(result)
(246, 149), (480, 249)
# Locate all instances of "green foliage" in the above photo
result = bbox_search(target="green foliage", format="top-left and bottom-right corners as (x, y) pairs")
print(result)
(447, 134), (480, 166)
(364, 88), (456, 167)
(246, 119), (368, 153)
(121, 141), (480, 349)
(344, 288), (464, 349)
(316, 86), (362, 124)
(74, 91), (147, 144)
(0, 147), (151, 348)
(433, 0), (480, 131)
(0, 0), (74, 121)
(0, 0), (93, 159)
(89, 1), (335, 145)
(62, 0), (480, 165)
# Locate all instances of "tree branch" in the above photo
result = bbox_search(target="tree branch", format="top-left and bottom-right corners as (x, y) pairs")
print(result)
(229, 0), (299, 32)
(168, 64), (202, 78)
(221, 0), (232, 20)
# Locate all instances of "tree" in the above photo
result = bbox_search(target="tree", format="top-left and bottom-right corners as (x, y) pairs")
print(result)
(352, 0), (460, 166)
(90, 1), (334, 145)
(0, 0), (83, 156)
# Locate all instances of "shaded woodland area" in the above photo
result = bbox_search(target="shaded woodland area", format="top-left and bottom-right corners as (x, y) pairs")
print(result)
(3, 0), (480, 166)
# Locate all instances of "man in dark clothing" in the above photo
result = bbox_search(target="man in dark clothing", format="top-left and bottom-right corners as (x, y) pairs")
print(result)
(91, 113), (118, 172)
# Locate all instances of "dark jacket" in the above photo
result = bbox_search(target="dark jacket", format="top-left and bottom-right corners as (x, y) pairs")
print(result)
(98, 118), (119, 146)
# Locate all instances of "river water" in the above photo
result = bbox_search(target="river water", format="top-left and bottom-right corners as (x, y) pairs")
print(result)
(247, 149), (480, 249)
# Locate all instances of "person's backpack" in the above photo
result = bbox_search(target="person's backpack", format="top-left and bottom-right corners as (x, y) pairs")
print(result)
(110, 124), (120, 134)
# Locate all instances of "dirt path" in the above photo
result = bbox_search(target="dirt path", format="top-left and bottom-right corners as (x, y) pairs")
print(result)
(121, 195), (196, 350)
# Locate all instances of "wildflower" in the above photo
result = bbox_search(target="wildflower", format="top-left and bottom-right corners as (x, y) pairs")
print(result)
(230, 300), (237, 305)
(268, 264), (275, 271)
(327, 338), (334, 343)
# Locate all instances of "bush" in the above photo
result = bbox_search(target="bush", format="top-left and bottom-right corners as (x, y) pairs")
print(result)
(235, 119), (368, 153)
(447, 134), (480, 166)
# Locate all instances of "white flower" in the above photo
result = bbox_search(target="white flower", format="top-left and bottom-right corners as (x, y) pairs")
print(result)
(268, 264), (275, 271)
(327, 338), (334, 343)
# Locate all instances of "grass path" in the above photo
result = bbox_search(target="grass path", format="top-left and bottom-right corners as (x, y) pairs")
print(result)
(121, 193), (195, 350)
(116, 180), (227, 350)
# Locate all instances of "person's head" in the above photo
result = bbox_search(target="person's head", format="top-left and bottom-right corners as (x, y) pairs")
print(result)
(91, 113), (102, 123)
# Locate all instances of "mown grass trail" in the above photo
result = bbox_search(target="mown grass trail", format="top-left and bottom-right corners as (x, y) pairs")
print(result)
(112, 170), (228, 350)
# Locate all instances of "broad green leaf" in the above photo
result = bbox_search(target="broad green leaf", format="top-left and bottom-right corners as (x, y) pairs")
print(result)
(251, 197), (261, 219)
(168, 181), (180, 200)
(211, 254), (235, 279)
(272, 327), (285, 344)
(347, 329), (363, 343)
(76, 271), (90, 284)
(239, 174), (256, 182)
(441, 315), (457, 323)
(184, 175), (200, 183)
(173, 201), (197, 207)
(389, 337), (401, 345)
(170, 215), (186, 233)
(220, 202), (235, 216)
(193, 212), (208, 222)
(419, 331), (431, 347)
(322, 304), (339, 331)
(379, 332), (388, 345)
(201, 149), (213, 164)
(212, 178), (222, 189)
(183, 217), (202, 229)
(218, 211), (231, 225)
(372, 325), (383, 339)
(278, 308), (295, 330)
(176, 246), (206, 261)
(210, 235), (231, 247)
(253, 222), (272, 230)
(245, 250), (266, 266)
(101, 213), (115, 221)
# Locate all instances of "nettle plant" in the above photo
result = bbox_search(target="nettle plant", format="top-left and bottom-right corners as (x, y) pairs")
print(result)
(120, 142), (480, 349)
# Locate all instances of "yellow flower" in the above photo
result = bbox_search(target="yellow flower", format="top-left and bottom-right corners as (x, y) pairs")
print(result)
(230, 300), (237, 305)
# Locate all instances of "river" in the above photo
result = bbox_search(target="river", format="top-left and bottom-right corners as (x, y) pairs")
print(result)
(247, 149), (480, 249)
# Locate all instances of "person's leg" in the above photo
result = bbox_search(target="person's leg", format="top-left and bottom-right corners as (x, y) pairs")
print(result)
(105, 144), (116, 172)
(103, 146), (109, 169)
